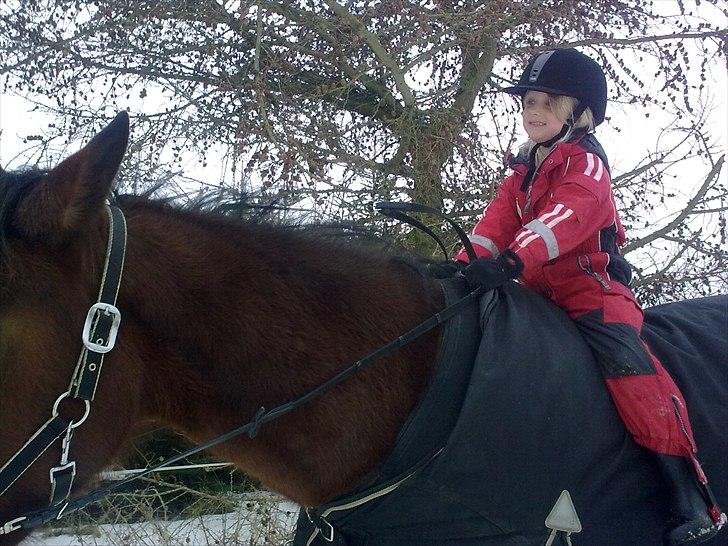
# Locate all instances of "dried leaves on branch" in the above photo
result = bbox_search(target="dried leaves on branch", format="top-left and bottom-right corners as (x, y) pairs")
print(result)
(0, 0), (726, 301)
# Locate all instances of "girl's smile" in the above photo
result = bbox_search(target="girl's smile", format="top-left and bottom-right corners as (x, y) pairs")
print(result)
(522, 90), (564, 143)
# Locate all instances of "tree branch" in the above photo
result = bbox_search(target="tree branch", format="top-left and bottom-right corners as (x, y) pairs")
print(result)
(322, 0), (415, 107)
(562, 30), (727, 48)
(623, 155), (724, 253)
(453, 37), (498, 115)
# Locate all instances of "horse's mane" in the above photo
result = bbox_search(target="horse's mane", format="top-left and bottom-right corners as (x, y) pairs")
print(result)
(0, 169), (432, 288)
(118, 188), (394, 246)
(113, 189), (430, 278)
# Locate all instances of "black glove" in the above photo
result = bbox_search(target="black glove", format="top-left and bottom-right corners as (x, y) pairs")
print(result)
(426, 260), (468, 279)
(462, 250), (524, 292)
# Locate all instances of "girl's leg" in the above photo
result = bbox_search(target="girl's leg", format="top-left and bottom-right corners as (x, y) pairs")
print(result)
(573, 308), (695, 457)
(571, 302), (724, 545)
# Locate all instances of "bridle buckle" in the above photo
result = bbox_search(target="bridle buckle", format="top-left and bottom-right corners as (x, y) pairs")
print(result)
(82, 303), (121, 354)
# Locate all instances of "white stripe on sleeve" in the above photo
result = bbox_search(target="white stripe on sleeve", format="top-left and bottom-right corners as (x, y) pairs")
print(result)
(545, 207), (574, 228)
(584, 153), (595, 177)
(515, 229), (535, 243)
(593, 156), (604, 181)
(518, 232), (541, 248)
(536, 203), (564, 224)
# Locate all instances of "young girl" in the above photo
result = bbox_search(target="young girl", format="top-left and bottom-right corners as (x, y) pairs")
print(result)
(454, 48), (724, 545)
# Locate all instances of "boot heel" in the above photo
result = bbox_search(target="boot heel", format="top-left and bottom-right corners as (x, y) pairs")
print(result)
(654, 454), (720, 546)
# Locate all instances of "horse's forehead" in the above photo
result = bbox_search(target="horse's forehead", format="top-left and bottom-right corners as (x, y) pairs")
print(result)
(0, 168), (44, 199)
(0, 168), (44, 224)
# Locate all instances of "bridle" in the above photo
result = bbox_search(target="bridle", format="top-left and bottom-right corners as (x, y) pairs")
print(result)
(0, 201), (481, 539)
(0, 204), (126, 535)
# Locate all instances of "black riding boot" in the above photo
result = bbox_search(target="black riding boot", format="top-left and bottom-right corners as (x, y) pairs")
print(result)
(655, 454), (719, 545)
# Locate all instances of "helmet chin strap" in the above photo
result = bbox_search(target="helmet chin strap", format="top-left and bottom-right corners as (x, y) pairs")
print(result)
(519, 101), (587, 192)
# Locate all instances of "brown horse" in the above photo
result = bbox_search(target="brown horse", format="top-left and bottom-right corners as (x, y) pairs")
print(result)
(0, 112), (443, 545)
(0, 113), (726, 546)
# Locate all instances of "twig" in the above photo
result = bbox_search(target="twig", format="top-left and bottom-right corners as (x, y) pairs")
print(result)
(623, 155), (724, 253)
(322, 0), (415, 107)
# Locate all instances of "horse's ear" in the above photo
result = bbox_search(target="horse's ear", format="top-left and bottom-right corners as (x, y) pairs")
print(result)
(14, 111), (129, 240)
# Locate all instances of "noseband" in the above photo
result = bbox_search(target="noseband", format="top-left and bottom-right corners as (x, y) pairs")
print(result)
(0, 204), (126, 535)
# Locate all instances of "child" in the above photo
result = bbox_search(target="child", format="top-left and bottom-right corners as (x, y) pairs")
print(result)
(454, 48), (724, 545)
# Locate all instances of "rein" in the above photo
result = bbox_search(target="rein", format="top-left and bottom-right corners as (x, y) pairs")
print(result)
(0, 205), (481, 536)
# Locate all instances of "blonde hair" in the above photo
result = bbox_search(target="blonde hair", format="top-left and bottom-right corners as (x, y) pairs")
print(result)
(519, 94), (595, 166)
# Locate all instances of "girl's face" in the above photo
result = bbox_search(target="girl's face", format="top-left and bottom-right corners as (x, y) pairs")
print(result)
(521, 91), (564, 143)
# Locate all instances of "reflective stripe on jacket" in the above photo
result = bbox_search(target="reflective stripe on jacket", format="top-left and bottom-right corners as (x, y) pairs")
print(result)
(455, 133), (625, 294)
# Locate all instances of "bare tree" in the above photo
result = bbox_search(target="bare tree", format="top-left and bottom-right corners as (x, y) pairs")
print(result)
(0, 0), (725, 301)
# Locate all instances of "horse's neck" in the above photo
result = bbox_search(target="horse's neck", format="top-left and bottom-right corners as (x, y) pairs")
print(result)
(121, 203), (443, 505)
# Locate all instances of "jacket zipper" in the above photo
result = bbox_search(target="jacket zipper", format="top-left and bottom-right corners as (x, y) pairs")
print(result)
(577, 256), (610, 290)
(524, 183), (534, 214)
(524, 148), (559, 214)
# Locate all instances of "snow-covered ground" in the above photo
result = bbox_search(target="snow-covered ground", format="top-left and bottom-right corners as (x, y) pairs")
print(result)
(19, 500), (299, 546)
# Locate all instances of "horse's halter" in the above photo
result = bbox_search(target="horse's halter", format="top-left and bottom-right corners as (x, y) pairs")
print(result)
(0, 204), (126, 536)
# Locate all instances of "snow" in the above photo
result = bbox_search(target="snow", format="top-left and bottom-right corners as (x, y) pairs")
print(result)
(19, 500), (299, 546)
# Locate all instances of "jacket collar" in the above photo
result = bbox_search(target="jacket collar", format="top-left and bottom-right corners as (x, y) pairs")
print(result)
(508, 129), (592, 174)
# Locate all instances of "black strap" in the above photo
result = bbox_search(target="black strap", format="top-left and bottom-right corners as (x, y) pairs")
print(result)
(520, 143), (542, 192)
(73, 313), (117, 400)
(50, 463), (76, 507)
(0, 416), (69, 497)
(98, 205), (126, 304)
(380, 207), (449, 260)
(0, 204), (127, 534)
(570, 103), (587, 127)
(72, 205), (127, 401)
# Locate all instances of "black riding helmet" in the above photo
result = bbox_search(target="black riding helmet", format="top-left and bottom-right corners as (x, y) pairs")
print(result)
(503, 48), (608, 126)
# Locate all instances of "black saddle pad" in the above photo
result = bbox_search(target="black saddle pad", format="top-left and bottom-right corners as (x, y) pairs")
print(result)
(294, 281), (727, 546)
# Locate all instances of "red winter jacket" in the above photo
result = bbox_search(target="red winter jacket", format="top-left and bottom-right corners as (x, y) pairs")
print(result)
(455, 133), (626, 297)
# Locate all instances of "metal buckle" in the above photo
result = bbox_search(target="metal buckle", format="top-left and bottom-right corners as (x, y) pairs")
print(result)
(0, 516), (26, 535)
(82, 303), (121, 353)
(49, 461), (77, 507)
(50, 461), (77, 485)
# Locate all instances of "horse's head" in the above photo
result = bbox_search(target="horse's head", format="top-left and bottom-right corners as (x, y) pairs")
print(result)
(0, 113), (131, 543)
